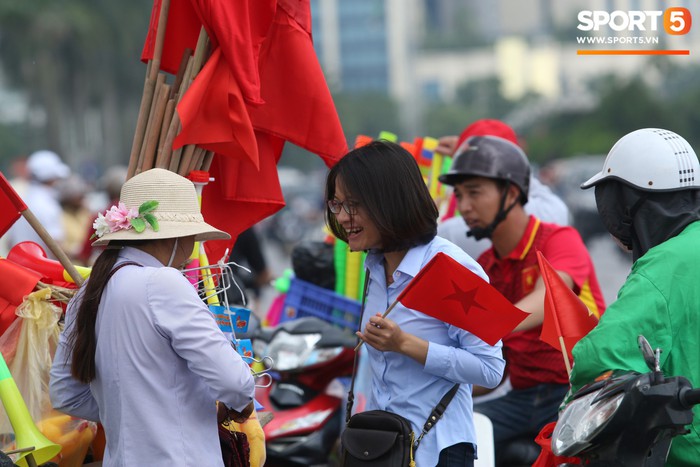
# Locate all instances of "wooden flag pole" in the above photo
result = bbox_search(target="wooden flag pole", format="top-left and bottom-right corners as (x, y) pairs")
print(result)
(200, 151), (215, 172)
(164, 28), (210, 175)
(559, 337), (572, 377)
(135, 73), (167, 175)
(127, 0), (171, 179)
(20, 209), (84, 286)
(139, 81), (171, 173)
(354, 298), (400, 352)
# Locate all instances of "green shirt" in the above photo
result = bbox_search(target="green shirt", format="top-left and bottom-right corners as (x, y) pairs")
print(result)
(571, 221), (700, 466)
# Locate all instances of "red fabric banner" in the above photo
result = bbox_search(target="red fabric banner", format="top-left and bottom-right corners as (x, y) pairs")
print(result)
(397, 252), (528, 346)
(141, 0), (348, 255)
(537, 251), (599, 359)
(0, 172), (27, 238)
(201, 131), (286, 263)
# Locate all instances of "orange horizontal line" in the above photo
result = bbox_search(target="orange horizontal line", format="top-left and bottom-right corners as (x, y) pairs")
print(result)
(577, 49), (690, 55)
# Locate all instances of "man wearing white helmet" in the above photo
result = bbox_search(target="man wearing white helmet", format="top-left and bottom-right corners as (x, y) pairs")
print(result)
(571, 128), (700, 466)
(5, 150), (71, 257)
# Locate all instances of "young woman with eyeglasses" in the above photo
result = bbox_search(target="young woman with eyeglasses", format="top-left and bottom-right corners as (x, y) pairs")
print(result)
(325, 141), (505, 467)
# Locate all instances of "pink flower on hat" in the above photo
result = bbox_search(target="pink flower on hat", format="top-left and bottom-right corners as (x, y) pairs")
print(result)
(90, 200), (160, 240)
(104, 202), (139, 231)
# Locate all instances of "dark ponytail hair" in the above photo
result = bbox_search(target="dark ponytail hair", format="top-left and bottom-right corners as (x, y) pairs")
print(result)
(68, 247), (121, 383)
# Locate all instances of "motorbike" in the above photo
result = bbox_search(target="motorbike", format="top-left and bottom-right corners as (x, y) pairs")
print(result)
(551, 335), (700, 466)
(252, 317), (357, 467)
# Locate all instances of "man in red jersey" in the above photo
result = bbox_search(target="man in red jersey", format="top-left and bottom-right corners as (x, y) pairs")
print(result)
(439, 135), (606, 464)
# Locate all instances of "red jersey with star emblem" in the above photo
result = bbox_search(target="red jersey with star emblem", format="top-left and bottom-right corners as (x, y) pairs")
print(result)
(478, 216), (606, 389)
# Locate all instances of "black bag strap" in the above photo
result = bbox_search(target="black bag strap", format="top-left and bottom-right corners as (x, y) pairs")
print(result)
(345, 268), (460, 449)
(415, 382), (460, 449)
(346, 270), (371, 424)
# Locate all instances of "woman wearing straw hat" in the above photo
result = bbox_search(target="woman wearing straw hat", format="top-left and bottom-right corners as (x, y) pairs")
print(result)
(50, 168), (255, 466)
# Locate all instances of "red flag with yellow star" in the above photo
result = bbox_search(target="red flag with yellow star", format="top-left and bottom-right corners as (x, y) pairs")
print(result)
(537, 250), (599, 359)
(397, 252), (528, 345)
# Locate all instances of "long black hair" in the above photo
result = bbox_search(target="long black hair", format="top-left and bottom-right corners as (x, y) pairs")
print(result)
(325, 141), (438, 252)
(67, 241), (146, 383)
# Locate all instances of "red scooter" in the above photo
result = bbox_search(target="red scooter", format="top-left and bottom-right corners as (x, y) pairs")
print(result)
(253, 317), (356, 467)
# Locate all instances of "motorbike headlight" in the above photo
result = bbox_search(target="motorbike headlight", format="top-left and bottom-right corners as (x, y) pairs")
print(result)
(552, 389), (624, 456)
(264, 331), (343, 371)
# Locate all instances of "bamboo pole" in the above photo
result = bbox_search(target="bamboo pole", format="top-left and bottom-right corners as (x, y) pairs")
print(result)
(155, 48), (191, 169)
(171, 48), (193, 99)
(163, 29), (210, 175)
(140, 82), (171, 172)
(559, 336), (572, 377)
(155, 98), (176, 168)
(162, 56), (193, 172)
(127, 0), (171, 180)
(20, 209), (84, 286)
(135, 73), (166, 175)
(200, 151), (215, 172)
(188, 146), (206, 175)
(177, 145), (197, 176)
(189, 28), (210, 79)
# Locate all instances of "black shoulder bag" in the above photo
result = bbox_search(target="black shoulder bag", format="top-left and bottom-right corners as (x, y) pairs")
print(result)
(340, 271), (459, 466)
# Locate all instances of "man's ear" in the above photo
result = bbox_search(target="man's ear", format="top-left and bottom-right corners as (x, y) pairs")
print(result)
(506, 183), (522, 205)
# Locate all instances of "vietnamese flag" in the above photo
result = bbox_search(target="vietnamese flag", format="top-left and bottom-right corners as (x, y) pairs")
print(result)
(537, 251), (599, 360)
(397, 252), (528, 345)
(0, 172), (27, 238)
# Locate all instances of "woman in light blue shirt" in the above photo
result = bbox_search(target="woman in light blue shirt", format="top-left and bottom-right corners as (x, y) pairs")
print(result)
(50, 169), (255, 466)
(325, 141), (505, 467)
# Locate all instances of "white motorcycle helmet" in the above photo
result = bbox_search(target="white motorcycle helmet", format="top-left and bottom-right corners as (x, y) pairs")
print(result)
(581, 128), (700, 191)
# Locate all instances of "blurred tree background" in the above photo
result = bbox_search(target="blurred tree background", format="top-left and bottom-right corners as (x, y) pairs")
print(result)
(0, 0), (150, 174)
(1, 2), (700, 177)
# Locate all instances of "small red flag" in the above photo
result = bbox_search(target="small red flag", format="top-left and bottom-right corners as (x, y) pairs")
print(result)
(0, 172), (27, 238)
(537, 251), (599, 359)
(397, 252), (528, 345)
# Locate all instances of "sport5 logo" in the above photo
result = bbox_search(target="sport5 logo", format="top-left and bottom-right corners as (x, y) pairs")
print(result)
(578, 8), (692, 35)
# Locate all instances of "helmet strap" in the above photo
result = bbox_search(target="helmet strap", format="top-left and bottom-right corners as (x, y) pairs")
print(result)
(467, 181), (519, 240)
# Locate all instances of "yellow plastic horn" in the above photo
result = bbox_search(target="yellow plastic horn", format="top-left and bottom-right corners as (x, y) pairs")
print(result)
(0, 352), (61, 467)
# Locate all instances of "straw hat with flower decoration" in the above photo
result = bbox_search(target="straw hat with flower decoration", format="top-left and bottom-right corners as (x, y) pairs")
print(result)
(91, 168), (229, 246)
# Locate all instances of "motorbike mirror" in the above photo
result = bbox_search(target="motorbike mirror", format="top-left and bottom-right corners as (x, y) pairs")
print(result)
(637, 335), (657, 372)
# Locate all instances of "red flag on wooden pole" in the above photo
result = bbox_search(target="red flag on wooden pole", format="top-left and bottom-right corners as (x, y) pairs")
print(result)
(141, 0), (348, 263)
(0, 172), (27, 238)
(397, 252), (528, 345)
(537, 250), (599, 367)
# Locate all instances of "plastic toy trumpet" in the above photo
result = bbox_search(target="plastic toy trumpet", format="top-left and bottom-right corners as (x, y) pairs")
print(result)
(0, 352), (61, 467)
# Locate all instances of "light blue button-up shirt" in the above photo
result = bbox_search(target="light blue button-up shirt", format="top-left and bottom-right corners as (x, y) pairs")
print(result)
(50, 247), (255, 467)
(362, 236), (505, 467)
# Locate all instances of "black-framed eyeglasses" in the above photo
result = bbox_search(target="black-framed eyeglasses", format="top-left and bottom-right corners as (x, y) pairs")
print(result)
(327, 198), (359, 215)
